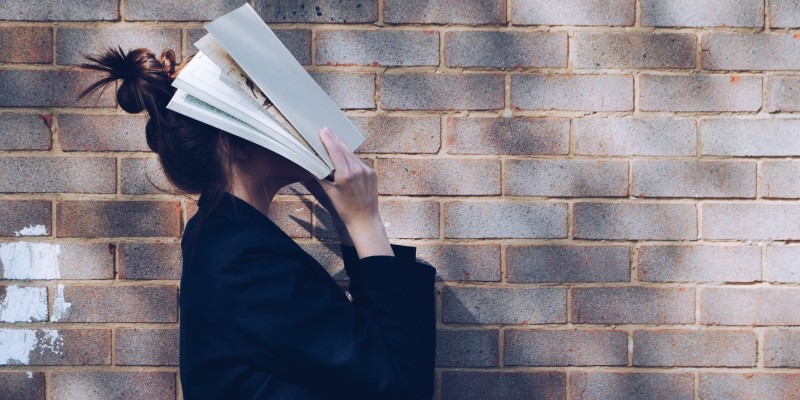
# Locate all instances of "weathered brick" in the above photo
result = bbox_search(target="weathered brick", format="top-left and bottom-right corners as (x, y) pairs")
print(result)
(0, 200), (51, 237)
(765, 329), (800, 367)
(0, 372), (45, 400)
(0, 27), (52, 64)
(318, 30), (438, 67)
(298, 243), (346, 279)
(634, 330), (756, 367)
(0, 285), (47, 322)
(642, 0), (763, 27)
(435, 329), (498, 367)
(118, 243), (181, 280)
(570, 372), (694, 400)
(703, 203), (800, 240)
(0, 71), (115, 108)
(445, 201), (568, 239)
(446, 117), (569, 155)
(51, 372), (175, 400)
(761, 161), (800, 198)
(442, 286), (566, 324)
(700, 373), (800, 400)
(57, 28), (181, 66)
(52, 285), (177, 323)
(115, 328), (179, 366)
(504, 329), (627, 366)
(382, 73), (504, 111)
(573, 117), (696, 157)
(573, 287), (694, 324)
(384, 0), (506, 24)
(0, 157), (115, 194)
(0, 243), (113, 280)
(416, 244), (501, 282)
(702, 287), (800, 326)
(766, 246), (800, 283)
(511, 74), (633, 111)
(378, 158), (500, 196)
(574, 203), (697, 240)
(188, 28), (312, 65)
(58, 114), (149, 152)
(256, 0), (377, 23)
(639, 74), (761, 112)
(638, 245), (761, 283)
(632, 160), (756, 198)
(268, 200), (312, 238)
(309, 72), (375, 109)
(0, 114), (51, 150)
(768, 76), (800, 112)
(445, 31), (566, 68)
(316, 200), (439, 239)
(0, 0), (119, 21)
(512, 0), (634, 26)
(441, 371), (565, 400)
(770, 0), (800, 28)
(507, 245), (630, 283)
(505, 159), (628, 197)
(351, 116), (440, 154)
(120, 157), (174, 195)
(57, 201), (181, 238)
(0, 329), (110, 365)
(701, 119), (800, 156)
(574, 32), (695, 69)
(703, 34), (800, 71)
(126, 0), (240, 20)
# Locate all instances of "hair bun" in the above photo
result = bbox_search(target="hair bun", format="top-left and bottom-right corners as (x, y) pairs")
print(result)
(160, 49), (177, 77)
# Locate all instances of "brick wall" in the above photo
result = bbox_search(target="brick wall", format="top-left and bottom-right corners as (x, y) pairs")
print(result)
(1, 0), (799, 399)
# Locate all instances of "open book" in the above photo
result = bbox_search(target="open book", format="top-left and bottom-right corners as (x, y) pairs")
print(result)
(166, 3), (365, 179)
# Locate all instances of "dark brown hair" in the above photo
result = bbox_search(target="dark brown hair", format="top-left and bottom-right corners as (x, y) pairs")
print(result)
(78, 46), (250, 255)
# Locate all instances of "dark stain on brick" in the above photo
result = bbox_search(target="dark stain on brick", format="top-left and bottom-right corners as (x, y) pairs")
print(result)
(38, 113), (52, 130)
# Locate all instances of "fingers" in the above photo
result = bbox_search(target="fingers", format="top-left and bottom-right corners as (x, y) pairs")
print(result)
(320, 127), (351, 179)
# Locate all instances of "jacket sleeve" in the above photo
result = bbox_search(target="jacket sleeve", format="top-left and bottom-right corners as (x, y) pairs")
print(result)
(217, 241), (436, 400)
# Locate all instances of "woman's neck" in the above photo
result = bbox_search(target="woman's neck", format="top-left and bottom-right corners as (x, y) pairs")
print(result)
(228, 171), (290, 217)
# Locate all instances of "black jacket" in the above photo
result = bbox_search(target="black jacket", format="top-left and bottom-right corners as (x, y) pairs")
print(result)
(179, 190), (437, 399)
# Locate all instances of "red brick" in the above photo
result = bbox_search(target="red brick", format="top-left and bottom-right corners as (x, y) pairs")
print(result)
(512, 0), (634, 26)
(761, 161), (800, 199)
(507, 245), (630, 283)
(0, 114), (51, 150)
(310, 72), (375, 109)
(56, 27), (181, 65)
(632, 160), (756, 198)
(765, 246), (800, 283)
(441, 371), (565, 400)
(0, 328), (110, 365)
(384, 0), (506, 24)
(351, 116), (440, 154)
(512, 74), (633, 111)
(446, 117), (569, 155)
(574, 203), (697, 240)
(1, 243), (112, 280)
(700, 373), (800, 399)
(765, 329), (800, 367)
(118, 243), (181, 280)
(318, 30), (438, 67)
(634, 330), (756, 367)
(445, 201), (568, 239)
(0, 372), (45, 400)
(0, 156), (115, 194)
(642, 0), (763, 27)
(50, 372), (175, 400)
(701, 287), (800, 326)
(0, 1), (119, 21)
(298, 243), (346, 280)
(0, 27), (52, 63)
(573, 117), (696, 157)
(639, 74), (761, 112)
(505, 159), (628, 197)
(378, 158), (500, 196)
(416, 244), (501, 282)
(575, 32), (695, 69)
(701, 118), (800, 157)
(435, 328), (498, 367)
(703, 33), (800, 71)
(268, 200), (312, 238)
(703, 203), (800, 240)
(442, 286), (566, 324)
(0, 70), (115, 108)
(57, 244), (115, 279)
(571, 372), (694, 400)
(504, 329), (627, 366)
(115, 328), (179, 366)
(58, 114), (149, 152)
(382, 73), (504, 111)
(126, 0), (239, 20)
(638, 245), (761, 283)
(768, 77), (800, 112)
(315, 200), (439, 239)
(52, 285), (177, 323)
(445, 31), (567, 68)
(120, 157), (175, 195)
(255, 0), (377, 23)
(188, 28), (312, 64)
(0, 200), (51, 237)
(56, 201), (181, 238)
(572, 287), (694, 324)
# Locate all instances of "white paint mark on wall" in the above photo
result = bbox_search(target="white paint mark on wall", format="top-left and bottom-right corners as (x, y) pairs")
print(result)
(0, 286), (47, 323)
(14, 224), (48, 237)
(26, 371), (33, 379)
(51, 284), (71, 322)
(0, 242), (61, 279)
(0, 329), (62, 365)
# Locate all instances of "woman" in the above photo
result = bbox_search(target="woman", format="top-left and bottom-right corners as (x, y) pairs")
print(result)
(79, 47), (436, 399)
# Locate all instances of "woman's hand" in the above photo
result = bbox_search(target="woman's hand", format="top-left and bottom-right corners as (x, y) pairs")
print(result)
(311, 126), (393, 258)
